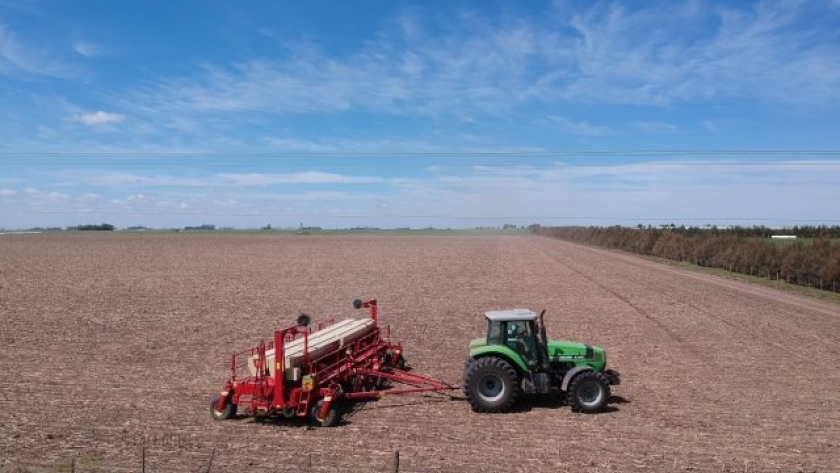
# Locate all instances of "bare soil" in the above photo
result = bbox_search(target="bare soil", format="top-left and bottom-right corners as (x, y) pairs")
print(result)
(1, 233), (838, 473)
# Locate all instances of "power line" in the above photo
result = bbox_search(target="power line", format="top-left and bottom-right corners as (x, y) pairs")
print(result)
(1, 209), (836, 223)
(2, 160), (840, 168)
(1, 149), (840, 158)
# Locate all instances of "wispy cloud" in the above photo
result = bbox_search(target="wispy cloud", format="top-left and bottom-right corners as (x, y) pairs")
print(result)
(0, 24), (70, 77)
(4, 159), (839, 227)
(87, 171), (381, 188)
(90, 173), (208, 187)
(546, 115), (610, 136)
(557, 1), (840, 105)
(110, 0), (840, 136)
(217, 172), (381, 186)
(74, 111), (126, 126)
(73, 42), (100, 58)
(635, 121), (678, 134)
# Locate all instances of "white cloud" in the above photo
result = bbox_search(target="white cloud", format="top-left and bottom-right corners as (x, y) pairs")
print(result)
(73, 42), (100, 58)
(0, 189), (17, 196)
(217, 172), (382, 186)
(546, 115), (610, 136)
(374, 160), (840, 225)
(0, 24), (70, 77)
(555, 1), (840, 105)
(5, 159), (838, 228)
(90, 173), (205, 187)
(88, 171), (381, 188)
(74, 111), (126, 126)
(77, 193), (100, 202)
(109, 0), (840, 136)
(635, 121), (678, 133)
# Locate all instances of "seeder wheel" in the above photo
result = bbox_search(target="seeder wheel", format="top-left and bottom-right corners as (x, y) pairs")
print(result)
(210, 394), (236, 420)
(309, 400), (342, 427)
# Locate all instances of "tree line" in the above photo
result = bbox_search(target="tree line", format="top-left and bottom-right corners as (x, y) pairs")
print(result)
(70, 223), (115, 231)
(532, 225), (840, 292)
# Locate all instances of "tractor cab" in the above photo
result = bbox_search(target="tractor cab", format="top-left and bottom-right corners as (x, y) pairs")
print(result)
(484, 309), (545, 369)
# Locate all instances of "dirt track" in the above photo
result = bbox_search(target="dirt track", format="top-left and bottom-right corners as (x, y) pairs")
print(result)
(1, 233), (838, 473)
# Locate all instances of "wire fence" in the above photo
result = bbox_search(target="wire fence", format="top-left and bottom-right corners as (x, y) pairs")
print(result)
(2, 448), (426, 473)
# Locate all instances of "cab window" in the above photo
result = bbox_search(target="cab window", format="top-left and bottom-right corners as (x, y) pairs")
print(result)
(505, 321), (529, 347)
(488, 320), (503, 345)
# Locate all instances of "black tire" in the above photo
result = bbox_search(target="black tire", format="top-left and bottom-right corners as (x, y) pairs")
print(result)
(309, 400), (342, 427)
(210, 394), (236, 420)
(462, 359), (474, 398)
(568, 371), (611, 414)
(463, 357), (520, 413)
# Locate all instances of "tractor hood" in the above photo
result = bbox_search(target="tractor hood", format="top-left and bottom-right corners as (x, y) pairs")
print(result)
(547, 340), (606, 370)
(469, 338), (606, 371)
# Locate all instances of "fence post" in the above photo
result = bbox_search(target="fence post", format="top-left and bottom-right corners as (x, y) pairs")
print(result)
(307, 453), (312, 470)
(71, 457), (75, 473)
(203, 447), (215, 473)
(141, 446), (145, 473)
(392, 451), (400, 473)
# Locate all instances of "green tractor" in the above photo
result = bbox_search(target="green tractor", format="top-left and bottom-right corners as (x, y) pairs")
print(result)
(463, 308), (621, 414)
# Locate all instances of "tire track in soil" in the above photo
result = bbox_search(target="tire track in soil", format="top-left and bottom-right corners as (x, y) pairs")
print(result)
(526, 237), (840, 447)
(528, 245), (755, 441)
(524, 237), (840, 441)
(553, 237), (840, 344)
(525, 238), (699, 353)
(530, 236), (840, 364)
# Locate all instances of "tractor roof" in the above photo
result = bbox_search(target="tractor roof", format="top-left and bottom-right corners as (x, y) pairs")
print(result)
(484, 309), (537, 321)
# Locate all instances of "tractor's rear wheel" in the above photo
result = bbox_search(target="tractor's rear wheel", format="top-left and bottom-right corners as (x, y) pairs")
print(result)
(568, 371), (610, 414)
(210, 394), (236, 420)
(309, 400), (342, 427)
(463, 357), (520, 413)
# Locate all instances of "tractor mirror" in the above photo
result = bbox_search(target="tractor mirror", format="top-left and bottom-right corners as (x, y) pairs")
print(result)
(353, 299), (363, 310)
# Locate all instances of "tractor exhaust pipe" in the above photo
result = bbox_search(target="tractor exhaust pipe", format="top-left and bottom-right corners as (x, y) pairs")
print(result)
(538, 309), (549, 370)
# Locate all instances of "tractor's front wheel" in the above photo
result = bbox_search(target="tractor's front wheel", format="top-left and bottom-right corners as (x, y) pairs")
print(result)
(463, 357), (520, 413)
(568, 371), (610, 414)
(210, 394), (236, 420)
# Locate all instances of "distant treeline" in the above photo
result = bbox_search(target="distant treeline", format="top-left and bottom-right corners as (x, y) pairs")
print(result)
(71, 223), (115, 231)
(532, 225), (840, 292)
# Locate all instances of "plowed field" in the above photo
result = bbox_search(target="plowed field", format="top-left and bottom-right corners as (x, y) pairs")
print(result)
(1, 234), (838, 472)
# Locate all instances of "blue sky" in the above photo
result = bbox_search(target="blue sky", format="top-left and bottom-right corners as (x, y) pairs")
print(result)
(1, 0), (839, 229)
